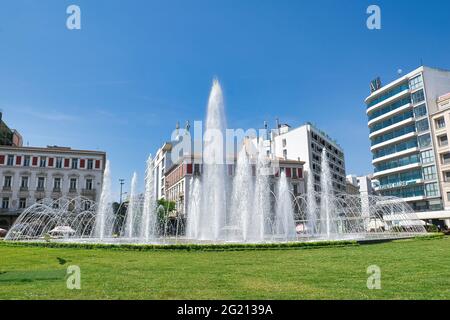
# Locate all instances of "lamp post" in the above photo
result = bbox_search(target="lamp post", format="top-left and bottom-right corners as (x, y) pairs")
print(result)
(119, 179), (125, 204)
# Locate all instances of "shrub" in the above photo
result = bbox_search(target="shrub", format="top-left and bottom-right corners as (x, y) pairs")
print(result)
(0, 239), (359, 252)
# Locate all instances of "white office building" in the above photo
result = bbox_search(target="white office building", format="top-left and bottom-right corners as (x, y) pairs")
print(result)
(254, 122), (346, 194)
(366, 66), (450, 216)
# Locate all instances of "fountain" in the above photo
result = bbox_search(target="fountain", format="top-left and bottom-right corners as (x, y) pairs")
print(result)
(94, 160), (114, 239)
(5, 79), (429, 244)
(274, 171), (297, 240)
(229, 146), (254, 241)
(306, 166), (318, 236)
(320, 148), (336, 238)
(198, 79), (228, 241)
(140, 155), (157, 241)
(124, 172), (139, 238)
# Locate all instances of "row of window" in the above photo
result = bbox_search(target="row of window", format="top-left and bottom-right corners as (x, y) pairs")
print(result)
(0, 155), (101, 170)
(368, 97), (412, 121)
(374, 154), (420, 173)
(380, 185), (425, 198)
(371, 124), (416, 146)
(2, 175), (94, 192)
(375, 150), (435, 174)
(378, 169), (423, 187)
(373, 138), (418, 160)
(367, 83), (410, 108)
(1, 197), (93, 210)
(369, 110), (413, 134)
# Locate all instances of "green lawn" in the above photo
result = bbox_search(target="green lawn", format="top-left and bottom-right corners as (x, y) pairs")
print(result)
(0, 237), (449, 300)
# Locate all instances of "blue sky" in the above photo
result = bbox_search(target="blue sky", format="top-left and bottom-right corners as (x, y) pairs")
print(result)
(1, 0), (450, 198)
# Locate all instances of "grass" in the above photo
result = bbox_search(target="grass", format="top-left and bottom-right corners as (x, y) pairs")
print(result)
(0, 236), (449, 300)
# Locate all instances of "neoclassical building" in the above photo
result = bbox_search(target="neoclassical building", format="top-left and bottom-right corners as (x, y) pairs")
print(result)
(0, 145), (106, 230)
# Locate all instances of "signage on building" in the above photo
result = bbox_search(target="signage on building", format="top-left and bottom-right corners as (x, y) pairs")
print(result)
(377, 179), (419, 191)
(370, 77), (382, 93)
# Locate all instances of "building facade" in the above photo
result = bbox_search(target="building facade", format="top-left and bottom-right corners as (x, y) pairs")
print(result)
(154, 142), (173, 200)
(255, 123), (346, 194)
(366, 66), (450, 215)
(430, 93), (450, 213)
(0, 145), (106, 230)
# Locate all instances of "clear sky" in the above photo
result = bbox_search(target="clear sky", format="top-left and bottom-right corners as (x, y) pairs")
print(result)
(1, 0), (450, 198)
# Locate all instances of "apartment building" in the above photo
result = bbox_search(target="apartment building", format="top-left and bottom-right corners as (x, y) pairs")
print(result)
(254, 123), (346, 194)
(366, 66), (450, 217)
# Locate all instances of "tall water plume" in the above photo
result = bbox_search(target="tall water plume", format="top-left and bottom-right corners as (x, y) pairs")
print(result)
(198, 79), (228, 240)
(274, 171), (297, 240)
(94, 160), (114, 239)
(320, 148), (335, 238)
(140, 155), (157, 241)
(306, 168), (318, 235)
(251, 139), (271, 241)
(230, 146), (253, 241)
(186, 177), (201, 239)
(124, 172), (139, 238)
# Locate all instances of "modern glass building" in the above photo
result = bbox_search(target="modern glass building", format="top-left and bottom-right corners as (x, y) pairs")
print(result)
(366, 66), (450, 212)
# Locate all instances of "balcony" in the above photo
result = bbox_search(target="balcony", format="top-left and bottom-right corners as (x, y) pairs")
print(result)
(371, 131), (417, 151)
(2, 186), (12, 192)
(369, 117), (415, 139)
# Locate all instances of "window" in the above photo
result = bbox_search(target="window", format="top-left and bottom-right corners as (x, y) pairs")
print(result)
(7, 155), (14, 166)
(3, 176), (12, 188)
(447, 192), (450, 201)
(425, 183), (439, 197)
(409, 75), (423, 90)
(418, 134), (431, 148)
(87, 159), (94, 170)
(444, 171), (450, 182)
(442, 153), (450, 165)
(413, 104), (427, 118)
(71, 158), (78, 169)
(19, 198), (26, 209)
(40, 157), (46, 167)
(439, 135), (449, 147)
(56, 157), (63, 169)
(2, 197), (9, 209)
(70, 178), (77, 191)
(411, 89), (425, 104)
(37, 177), (45, 190)
(20, 176), (29, 189)
(283, 149), (287, 159)
(282, 139), (287, 148)
(421, 150), (435, 164)
(435, 117), (446, 129)
(415, 119), (429, 133)
(423, 166), (437, 180)
(85, 179), (93, 190)
(23, 156), (30, 167)
(53, 178), (61, 191)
